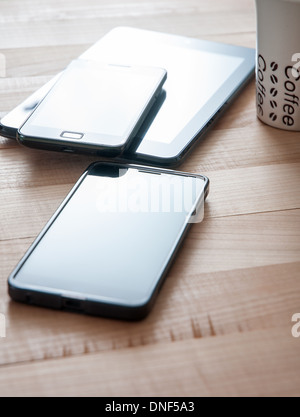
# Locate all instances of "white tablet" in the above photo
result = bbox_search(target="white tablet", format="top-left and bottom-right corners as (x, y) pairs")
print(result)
(0, 27), (255, 166)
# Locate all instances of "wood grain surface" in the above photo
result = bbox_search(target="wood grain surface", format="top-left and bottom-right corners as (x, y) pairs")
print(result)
(0, 0), (300, 397)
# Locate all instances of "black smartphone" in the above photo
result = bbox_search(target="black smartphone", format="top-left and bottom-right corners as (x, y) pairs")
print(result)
(17, 60), (167, 157)
(8, 162), (209, 320)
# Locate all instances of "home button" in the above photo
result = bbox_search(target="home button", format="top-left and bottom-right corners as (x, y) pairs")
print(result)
(61, 131), (84, 140)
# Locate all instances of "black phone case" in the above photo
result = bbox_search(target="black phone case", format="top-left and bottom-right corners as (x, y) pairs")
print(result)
(8, 162), (209, 320)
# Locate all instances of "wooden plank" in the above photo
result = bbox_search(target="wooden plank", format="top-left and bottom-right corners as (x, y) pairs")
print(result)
(0, 146), (97, 189)
(0, 76), (54, 112)
(204, 163), (300, 217)
(0, 17), (254, 51)
(1, 226), (299, 365)
(0, 327), (299, 396)
(0, 0), (255, 49)
(182, 126), (300, 173)
(1, 207), (300, 271)
(0, 0), (255, 20)
(0, 0), (255, 28)
(2, 45), (90, 78)
(0, 162), (299, 240)
(204, 32), (256, 48)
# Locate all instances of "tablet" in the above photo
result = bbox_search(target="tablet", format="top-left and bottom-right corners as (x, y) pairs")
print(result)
(0, 27), (255, 166)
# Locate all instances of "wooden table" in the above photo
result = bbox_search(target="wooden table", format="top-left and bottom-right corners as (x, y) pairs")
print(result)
(0, 0), (299, 397)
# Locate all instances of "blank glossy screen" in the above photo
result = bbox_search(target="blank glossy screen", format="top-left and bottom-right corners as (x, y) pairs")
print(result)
(14, 166), (206, 306)
(83, 31), (243, 146)
(24, 60), (164, 138)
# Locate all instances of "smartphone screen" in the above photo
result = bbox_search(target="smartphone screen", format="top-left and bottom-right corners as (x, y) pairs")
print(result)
(18, 60), (167, 155)
(9, 163), (208, 319)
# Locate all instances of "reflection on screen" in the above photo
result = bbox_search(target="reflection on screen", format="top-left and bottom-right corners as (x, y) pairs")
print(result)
(30, 61), (161, 138)
(15, 168), (206, 304)
(83, 34), (243, 145)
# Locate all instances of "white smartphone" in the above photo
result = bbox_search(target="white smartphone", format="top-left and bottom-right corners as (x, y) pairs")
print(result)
(17, 59), (167, 156)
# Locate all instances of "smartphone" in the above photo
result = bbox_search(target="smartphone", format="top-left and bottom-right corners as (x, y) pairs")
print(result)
(8, 162), (209, 320)
(17, 60), (167, 157)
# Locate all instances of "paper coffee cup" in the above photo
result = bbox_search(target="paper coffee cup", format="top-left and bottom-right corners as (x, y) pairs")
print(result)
(255, 0), (300, 131)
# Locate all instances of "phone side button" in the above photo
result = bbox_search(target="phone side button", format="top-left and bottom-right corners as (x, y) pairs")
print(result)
(61, 131), (84, 140)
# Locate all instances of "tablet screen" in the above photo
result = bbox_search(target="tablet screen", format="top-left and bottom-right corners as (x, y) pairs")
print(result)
(129, 45), (243, 145)
(82, 27), (254, 160)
